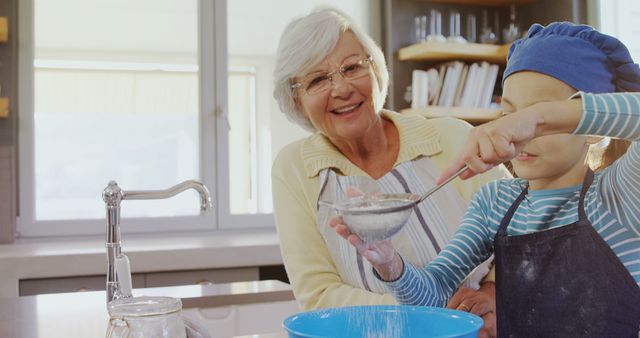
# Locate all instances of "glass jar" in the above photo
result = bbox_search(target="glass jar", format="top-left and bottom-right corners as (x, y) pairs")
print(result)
(106, 296), (187, 338)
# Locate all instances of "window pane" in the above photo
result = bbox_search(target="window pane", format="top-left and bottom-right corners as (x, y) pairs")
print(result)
(227, 0), (373, 215)
(599, 0), (640, 62)
(34, 0), (200, 220)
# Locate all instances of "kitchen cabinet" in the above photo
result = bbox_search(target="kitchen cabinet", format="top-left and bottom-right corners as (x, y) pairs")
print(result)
(0, 17), (7, 42)
(0, 17), (8, 119)
(19, 267), (260, 296)
(0, 230), (284, 298)
(0, 2), (17, 245)
(20, 274), (146, 295)
(0, 97), (8, 118)
(183, 300), (297, 337)
(146, 267), (259, 288)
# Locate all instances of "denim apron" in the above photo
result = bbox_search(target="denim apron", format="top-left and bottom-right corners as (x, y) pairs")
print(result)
(494, 169), (640, 337)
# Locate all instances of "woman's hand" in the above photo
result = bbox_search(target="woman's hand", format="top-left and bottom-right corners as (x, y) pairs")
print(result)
(436, 99), (583, 184)
(329, 216), (404, 281)
(447, 282), (497, 338)
(328, 187), (404, 281)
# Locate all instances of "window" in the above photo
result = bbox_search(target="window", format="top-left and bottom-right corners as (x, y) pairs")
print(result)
(223, 0), (376, 228)
(19, 0), (210, 236)
(18, 0), (377, 237)
(595, 0), (640, 62)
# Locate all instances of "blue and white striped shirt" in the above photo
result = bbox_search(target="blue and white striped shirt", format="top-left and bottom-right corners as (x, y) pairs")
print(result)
(385, 92), (640, 307)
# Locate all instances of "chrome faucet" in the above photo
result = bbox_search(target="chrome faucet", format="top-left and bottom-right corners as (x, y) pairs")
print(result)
(102, 180), (213, 305)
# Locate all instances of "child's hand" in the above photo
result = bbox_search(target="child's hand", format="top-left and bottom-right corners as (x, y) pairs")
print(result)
(329, 216), (403, 281)
(437, 99), (583, 184)
(437, 110), (540, 184)
(447, 282), (496, 338)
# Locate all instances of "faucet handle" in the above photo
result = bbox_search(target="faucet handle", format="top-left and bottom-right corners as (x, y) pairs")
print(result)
(103, 181), (123, 207)
(102, 181), (122, 207)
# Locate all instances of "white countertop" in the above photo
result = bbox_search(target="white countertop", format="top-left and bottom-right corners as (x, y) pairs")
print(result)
(0, 229), (283, 298)
(0, 280), (294, 338)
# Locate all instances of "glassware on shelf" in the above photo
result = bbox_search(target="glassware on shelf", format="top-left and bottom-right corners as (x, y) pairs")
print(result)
(404, 85), (413, 104)
(479, 9), (498, 44)
(502, 2), (521, 43)
(466, 13), (477, 43)
(414, 15), (428, 43)
(426, 9), (446, 42)
(447, 10), (466, 43)
(494, 10), (501, 43)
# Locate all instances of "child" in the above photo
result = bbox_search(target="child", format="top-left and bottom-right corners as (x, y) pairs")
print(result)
(332, 22), (640, 337)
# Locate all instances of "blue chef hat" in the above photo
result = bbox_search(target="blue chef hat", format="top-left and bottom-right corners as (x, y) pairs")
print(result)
(503, 22), (640, 93)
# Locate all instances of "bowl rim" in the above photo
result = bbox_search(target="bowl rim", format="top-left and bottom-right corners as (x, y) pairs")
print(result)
(332, 194), (420, 215)
(282, 305), (483, 338)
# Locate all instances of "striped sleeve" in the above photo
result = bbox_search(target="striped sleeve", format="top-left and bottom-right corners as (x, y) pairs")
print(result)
(383, 183), (496, 306)
(574, 92), (640, 141)
(574, 92), (640, 236)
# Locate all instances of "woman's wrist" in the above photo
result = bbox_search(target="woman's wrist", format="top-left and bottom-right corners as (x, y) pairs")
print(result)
(374, 252), (404, 282)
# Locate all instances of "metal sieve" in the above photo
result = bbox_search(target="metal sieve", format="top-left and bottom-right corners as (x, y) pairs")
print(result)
(321, 165), (468, 242)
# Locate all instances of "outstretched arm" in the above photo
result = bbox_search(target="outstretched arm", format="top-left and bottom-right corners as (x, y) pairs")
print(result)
(437, 97), (583, 183)
(331, 184), (496, 307)
(575, 92), (640, 234)
(273, 175), (397, 310)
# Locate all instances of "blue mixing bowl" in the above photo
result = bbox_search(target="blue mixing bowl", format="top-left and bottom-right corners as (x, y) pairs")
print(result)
(283, 305), (482, 338)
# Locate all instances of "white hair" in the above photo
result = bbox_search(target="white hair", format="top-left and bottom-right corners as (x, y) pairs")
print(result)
(273, 7), (389, 132)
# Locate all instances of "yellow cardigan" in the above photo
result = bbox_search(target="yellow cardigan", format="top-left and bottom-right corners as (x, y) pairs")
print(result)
(272, 110), (507, 310)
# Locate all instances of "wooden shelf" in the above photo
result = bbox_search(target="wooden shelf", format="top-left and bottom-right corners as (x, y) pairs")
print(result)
(399, 41), (510, 64)
(425, 0), (535, 6)
(0, 17), (7, 43)
(401, 106), (502, 125)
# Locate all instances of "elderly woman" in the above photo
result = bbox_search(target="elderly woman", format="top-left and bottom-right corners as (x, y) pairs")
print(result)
(271, 7), (508, 312)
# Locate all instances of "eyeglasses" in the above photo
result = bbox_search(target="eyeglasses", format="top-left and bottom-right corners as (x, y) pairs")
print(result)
(291, 56), (373, 96)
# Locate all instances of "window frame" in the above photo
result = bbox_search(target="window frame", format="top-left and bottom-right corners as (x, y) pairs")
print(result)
(212, 0), (275, 230)
(17, 0), (275, 238)
(592, 0), (640, 68)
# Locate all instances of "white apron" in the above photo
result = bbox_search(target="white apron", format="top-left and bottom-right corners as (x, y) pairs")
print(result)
(316, 157), (492, 295)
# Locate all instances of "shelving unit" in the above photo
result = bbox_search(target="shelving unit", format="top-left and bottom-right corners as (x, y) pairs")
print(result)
(399, 41), (507, 123)
(401, 106), (502, 125)
(399, 41), (510, 64)
(384, 0), (584, 124)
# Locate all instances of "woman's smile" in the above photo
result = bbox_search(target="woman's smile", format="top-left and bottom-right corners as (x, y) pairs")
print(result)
(330, 101), (364, 117)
